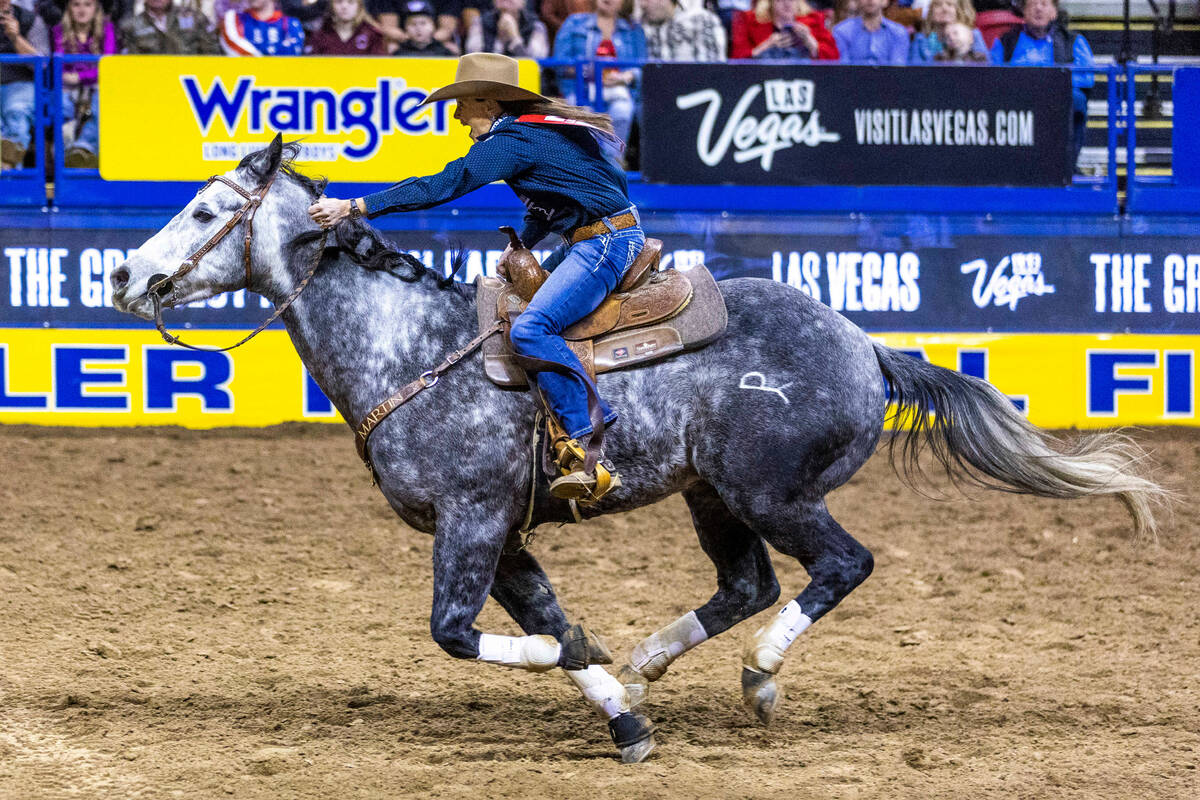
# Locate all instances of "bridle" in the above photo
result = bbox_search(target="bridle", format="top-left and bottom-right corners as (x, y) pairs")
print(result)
(144, 170), (328, 353)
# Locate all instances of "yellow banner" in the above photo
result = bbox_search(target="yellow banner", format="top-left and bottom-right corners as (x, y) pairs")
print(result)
(0, 329), (1197, 428)
(97, 56), (541, 181)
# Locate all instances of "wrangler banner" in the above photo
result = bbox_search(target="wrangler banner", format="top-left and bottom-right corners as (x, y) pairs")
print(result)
(1, 329), (1198, 429)
(97, 56), (542, 181)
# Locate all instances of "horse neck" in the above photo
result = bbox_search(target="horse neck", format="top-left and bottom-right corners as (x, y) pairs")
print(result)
(259, 224), (476, 422)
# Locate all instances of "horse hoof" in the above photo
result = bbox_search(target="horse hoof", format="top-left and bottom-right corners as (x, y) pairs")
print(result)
(620, 734), (657, 764)
(609, 711), (656, 763)
(617, 664), (650, 708)
(741, 667), (780, 726)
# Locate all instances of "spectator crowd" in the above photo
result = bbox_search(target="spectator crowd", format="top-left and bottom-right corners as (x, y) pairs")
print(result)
(1, 0), (1094, 171)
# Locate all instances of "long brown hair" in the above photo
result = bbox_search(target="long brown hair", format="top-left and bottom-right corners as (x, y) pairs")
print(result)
(499, 98), (617, 138)
(58, 0), (107, 54)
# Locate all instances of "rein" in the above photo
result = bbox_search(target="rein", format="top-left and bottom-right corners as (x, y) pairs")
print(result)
(145, 171), (328, 353)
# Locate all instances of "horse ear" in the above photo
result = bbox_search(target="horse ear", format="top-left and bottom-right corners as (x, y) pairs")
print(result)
(244, 134), (285, 182)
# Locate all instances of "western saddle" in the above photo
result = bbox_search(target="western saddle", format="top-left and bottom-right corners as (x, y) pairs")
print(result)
(476, 228), (728, 502)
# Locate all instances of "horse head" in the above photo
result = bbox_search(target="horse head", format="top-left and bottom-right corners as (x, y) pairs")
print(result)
(111, 134), (320, 320)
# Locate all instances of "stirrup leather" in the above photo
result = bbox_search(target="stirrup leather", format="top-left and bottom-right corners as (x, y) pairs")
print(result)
(548, 435), (620, 502)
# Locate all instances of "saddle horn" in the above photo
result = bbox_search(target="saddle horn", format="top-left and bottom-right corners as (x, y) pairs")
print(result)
(498, 226), (548, 303)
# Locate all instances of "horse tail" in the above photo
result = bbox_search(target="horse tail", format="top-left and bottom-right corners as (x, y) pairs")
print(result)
(871, 341), (1168, 539)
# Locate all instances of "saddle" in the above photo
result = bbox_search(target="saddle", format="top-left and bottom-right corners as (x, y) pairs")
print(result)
(476, 229), (728, 389)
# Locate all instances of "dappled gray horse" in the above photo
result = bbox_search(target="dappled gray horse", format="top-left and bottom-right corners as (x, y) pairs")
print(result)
(111, 138), (1164, 762)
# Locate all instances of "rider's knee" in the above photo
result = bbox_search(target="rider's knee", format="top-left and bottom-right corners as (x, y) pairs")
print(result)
(508, 312), (551, 355)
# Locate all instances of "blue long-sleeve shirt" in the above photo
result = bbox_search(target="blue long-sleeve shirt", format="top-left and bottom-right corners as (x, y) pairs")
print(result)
(362, 115), (632, 247)
(989, 28), (1095, 90)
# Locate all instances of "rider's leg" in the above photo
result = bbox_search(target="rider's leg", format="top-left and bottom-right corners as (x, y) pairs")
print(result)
(618, 482), (780, 705)
(509, 227), (645, 441)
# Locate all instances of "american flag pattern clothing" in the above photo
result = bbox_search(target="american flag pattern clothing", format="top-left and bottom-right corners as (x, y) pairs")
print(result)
(220, 9), (305, 56)
(643, 9), (728, 62)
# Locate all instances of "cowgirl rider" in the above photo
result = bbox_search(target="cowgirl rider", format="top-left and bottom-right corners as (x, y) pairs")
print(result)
(308, 53), (644, 502)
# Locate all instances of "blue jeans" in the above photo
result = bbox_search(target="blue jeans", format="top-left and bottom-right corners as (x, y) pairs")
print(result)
(62, 89), (99, 154)
(1, 80), (37, 150)
(509, 222), (645, 441)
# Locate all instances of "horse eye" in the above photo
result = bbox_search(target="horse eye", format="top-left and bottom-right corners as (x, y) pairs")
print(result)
(193, 208), (215, 223)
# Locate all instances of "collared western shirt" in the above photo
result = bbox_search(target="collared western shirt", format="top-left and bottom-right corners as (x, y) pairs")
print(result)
(362, 115), (632, 248)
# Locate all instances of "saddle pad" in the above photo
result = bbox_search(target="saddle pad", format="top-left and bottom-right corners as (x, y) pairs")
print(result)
(476, 264), (728, 388)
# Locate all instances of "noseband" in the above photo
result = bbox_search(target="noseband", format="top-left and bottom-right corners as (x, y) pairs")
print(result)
(146, 170), (328, 353)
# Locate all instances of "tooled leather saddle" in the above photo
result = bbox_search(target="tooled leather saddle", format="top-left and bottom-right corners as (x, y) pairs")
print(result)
(476, 228), (728, 389)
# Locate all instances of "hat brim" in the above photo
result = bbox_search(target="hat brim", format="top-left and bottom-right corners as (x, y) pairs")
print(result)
(420, 80), (548, 107)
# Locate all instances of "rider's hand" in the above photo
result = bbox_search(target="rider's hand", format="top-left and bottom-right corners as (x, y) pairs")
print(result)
(308, 197), (352, 229)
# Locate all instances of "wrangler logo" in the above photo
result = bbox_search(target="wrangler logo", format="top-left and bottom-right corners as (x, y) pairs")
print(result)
(179, 76), (453, 160)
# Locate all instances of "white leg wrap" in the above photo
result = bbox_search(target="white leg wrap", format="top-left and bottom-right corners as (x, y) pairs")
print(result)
(743, 601), (813, 675)
(477, 633), (561, 672)
(566, 665), (631, 720)
(629, 611), (709, 681)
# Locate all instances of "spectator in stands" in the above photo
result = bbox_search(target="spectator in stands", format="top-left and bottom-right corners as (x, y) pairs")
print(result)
(219, 0), (305, 54)
(990, 0), (1093, 167)
(1, 0), (43, 170)
(833, 0), (908, 64)
(908, 0), (985, 63)
(831, 0), (857, 26)
(642, 0), (726, 62)
(935, 20), (986, 60)
(120, 0), (220, 53)
(281, 0), (331, 32)
(393, 0), (453, 53)
(36, 0), (127, 29)
(731, 0), (838, 60)
(53, 0), (115, 168)
(307, 0), (386, 52)
(552, 0), (645, 146)
(464, 0), (548, 58)
(539, 0), (588, 41)
(363, 0), (458, 53)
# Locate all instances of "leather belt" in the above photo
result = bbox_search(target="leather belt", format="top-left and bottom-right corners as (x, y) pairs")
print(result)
(567, 211), (638, 245)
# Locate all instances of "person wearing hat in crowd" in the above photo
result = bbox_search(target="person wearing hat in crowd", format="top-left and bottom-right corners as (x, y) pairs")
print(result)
(393, 0), (452, 54)
(308, 53), (642, 501)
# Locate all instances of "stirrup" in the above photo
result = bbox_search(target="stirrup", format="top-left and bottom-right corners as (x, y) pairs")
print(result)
(548, 436), (621, 502)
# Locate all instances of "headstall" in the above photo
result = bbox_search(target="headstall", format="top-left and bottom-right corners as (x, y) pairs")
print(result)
(144, 171), (327, 353)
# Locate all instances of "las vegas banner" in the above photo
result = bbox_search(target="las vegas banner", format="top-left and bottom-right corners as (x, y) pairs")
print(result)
(97, 56), (542, 182)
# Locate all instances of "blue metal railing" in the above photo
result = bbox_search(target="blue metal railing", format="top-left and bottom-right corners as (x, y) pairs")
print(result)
(0, 55), (1191, 212)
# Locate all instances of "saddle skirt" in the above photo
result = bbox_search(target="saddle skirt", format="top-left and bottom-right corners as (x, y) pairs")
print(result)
(475, 238), (728, 387)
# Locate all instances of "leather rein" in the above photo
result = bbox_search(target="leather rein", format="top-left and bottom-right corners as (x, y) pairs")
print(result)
(145, 171), (328, 353)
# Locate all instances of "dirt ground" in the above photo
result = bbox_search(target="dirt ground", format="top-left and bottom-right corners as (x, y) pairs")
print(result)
(0, 423), (1196, 800)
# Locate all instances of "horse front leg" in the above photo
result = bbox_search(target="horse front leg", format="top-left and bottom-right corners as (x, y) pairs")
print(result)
(430, 520), (654, 762)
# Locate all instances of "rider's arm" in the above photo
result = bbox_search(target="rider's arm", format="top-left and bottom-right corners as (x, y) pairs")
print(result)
(361, 132), (532, 218)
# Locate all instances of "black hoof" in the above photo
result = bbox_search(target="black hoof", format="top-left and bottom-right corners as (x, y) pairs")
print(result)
(558, 623), (613, 670)
(608, 711), (656, 763)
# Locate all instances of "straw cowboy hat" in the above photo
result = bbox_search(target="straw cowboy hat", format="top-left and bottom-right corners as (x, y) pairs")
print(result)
(421, 53), (549, 106)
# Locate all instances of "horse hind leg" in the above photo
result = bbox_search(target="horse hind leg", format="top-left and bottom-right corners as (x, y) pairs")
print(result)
(617, 481), (780, 707)
(491, 542), (656, 763)
(735, 499), (874, 725)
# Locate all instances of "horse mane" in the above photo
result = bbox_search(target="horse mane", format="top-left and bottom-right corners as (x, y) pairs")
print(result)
(266, 143), (466, 294)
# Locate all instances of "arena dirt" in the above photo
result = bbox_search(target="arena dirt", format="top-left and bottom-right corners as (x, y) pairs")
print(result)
(0, 423), (1196, 799)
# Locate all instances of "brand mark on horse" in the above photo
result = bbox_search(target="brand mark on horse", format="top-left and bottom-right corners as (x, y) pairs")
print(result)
(738, 371), (792, 404)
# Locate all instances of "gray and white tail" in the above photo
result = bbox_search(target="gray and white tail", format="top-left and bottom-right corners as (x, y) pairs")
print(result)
(873, 342), (1168, 538)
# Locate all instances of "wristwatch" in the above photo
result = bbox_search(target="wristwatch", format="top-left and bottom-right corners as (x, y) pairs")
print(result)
(348, 199), (362, 221)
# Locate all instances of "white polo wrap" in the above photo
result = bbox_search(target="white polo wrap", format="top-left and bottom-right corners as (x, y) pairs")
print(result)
(744, 601), (813, 675)
(566, 665), (631, 719)
(629, 611), (709, 681)
(477, 633), (561, 672)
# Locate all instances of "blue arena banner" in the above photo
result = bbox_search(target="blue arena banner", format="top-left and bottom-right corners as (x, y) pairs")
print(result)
(640, 63), (1073, 187)
(3, 224), (1200, 333)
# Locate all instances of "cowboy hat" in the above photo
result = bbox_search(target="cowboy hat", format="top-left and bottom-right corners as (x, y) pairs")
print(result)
(420, 53), (548, 106)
